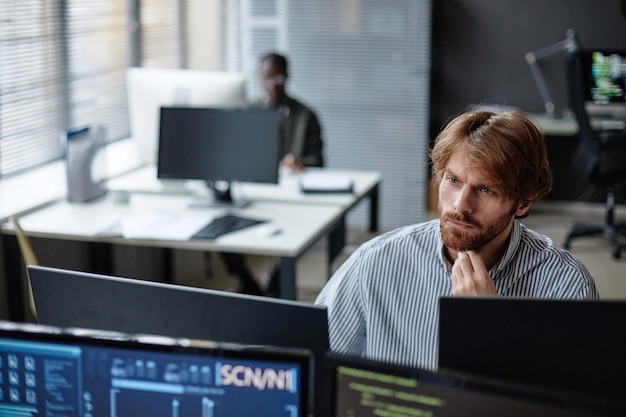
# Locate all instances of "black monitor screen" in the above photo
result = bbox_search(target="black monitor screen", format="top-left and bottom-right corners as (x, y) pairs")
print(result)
(438, 297), (626, 407)
(0, 322), (310, 417)
(29, 266), (329, 359)
(326, 353), (619, 417)
(157, 107), (282, 189)
(580, 49), (626, 118)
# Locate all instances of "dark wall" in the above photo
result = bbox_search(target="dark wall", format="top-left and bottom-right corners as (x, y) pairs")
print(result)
(431, 0), (626, 133)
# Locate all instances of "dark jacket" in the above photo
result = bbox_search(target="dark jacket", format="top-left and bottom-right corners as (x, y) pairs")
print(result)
(282, 96), (324, 167)
(252, 96), (324, 167)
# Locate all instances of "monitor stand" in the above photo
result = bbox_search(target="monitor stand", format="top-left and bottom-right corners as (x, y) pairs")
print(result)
(189, 180), (250, 209)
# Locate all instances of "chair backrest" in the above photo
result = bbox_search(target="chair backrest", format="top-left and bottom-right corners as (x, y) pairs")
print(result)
(566, 46), (626, 186)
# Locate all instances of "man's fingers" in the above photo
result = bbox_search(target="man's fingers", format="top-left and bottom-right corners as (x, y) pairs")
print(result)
(456, 251), (474, 274)
(466, 250), (488, 274)
(451, 251), (497, 296)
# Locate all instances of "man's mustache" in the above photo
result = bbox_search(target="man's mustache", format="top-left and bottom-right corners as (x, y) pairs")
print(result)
(441, 212), (481, 229)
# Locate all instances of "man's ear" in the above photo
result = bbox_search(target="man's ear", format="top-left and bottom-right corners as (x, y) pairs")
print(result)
(515, 199), (533, 217)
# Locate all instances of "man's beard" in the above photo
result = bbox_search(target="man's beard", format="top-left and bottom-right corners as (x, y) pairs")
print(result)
(439, 209), (514, 252)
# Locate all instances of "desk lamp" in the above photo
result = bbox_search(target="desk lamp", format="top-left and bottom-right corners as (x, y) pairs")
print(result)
(525, 29), (579, 118)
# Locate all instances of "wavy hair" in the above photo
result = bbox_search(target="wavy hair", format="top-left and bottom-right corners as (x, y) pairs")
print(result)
(430, 110), (553, 214)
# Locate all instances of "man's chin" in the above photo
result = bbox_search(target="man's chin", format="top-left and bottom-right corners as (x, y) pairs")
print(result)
(441, 228), (482, 252)
(444, 240), (475, 252)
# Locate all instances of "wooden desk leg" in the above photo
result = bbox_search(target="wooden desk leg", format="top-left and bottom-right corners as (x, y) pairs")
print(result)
(369, 183), (379, 232)
(2, 234), (26, 322)
(278, 257), (297, 300)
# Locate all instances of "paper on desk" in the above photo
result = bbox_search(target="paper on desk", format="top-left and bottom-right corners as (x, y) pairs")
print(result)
(299, 172), (353, 193)
(120, 211), (214, 240)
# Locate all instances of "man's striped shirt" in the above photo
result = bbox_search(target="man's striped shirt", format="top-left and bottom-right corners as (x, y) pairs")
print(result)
(315, 219), (599, 370)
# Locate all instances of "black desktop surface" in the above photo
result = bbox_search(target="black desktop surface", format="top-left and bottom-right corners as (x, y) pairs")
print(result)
(28, 266), (329, 357)
(0, 320), (311, 417)
(324, 352), (622, 417)
(438, 297), (626, 406)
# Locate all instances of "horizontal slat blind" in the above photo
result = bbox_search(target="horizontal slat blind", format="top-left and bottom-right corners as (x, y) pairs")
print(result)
(67, 0), (129, 144)
(237, 0), (432, 229)
(142, 0), (181, 68)
(0, 1), (65, 177)
(0, 0), (186, 178)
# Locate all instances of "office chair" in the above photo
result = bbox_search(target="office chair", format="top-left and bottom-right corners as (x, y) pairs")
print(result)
(8, 216), (39, 322)
(562, 46), (626, 259)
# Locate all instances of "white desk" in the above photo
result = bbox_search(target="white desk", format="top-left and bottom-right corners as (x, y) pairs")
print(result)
(107, 164), (382, 231)
(1, 139), (381, 321)
(0, 139), (146, 321)
(530, 114), (579, 136)
(0, 163), (67, 224)
(531, 113), (626, 137)
(107, 165), (382, 268)
(2, 194), (345, 320)
(0, 139), (144, 223)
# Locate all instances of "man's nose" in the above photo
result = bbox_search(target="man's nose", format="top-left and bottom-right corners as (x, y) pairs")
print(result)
(453, 186), (474, 213)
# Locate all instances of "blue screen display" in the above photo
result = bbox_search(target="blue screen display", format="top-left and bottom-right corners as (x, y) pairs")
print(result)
(0, 337), (303, 417)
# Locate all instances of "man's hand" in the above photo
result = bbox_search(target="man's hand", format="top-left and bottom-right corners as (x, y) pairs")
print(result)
(451, 251), (497, 296)
(280, 153), (304, 172)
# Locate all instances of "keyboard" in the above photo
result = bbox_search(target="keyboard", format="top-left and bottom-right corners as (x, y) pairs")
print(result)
(191, 214), (265, 240)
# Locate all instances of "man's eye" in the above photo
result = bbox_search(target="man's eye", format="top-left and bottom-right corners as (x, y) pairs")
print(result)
(447, 177), (458, 184)
(480, 187), (493, 194)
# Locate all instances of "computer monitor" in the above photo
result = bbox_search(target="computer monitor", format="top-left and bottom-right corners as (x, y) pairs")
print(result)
(28, 266), (328, 357)
(157, 106), (282, 206)
(324, 352), (621, 417)
(580, 49), (626, 120)
(0, 320), (310, 417)
(28, 265), (327, 417)
(126, 67), (247, 164)
(438, 297), (626, 407)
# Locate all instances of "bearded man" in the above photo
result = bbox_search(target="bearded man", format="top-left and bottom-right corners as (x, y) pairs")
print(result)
(315, 110), (598, 369)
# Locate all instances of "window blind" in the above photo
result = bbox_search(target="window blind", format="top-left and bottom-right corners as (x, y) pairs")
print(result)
(66, 0), (130, 146)
(0, 0), (185, 179)
(0, 1), (65, 177)
(235, 0), (432, 229)
(141, 0), (183, 68)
